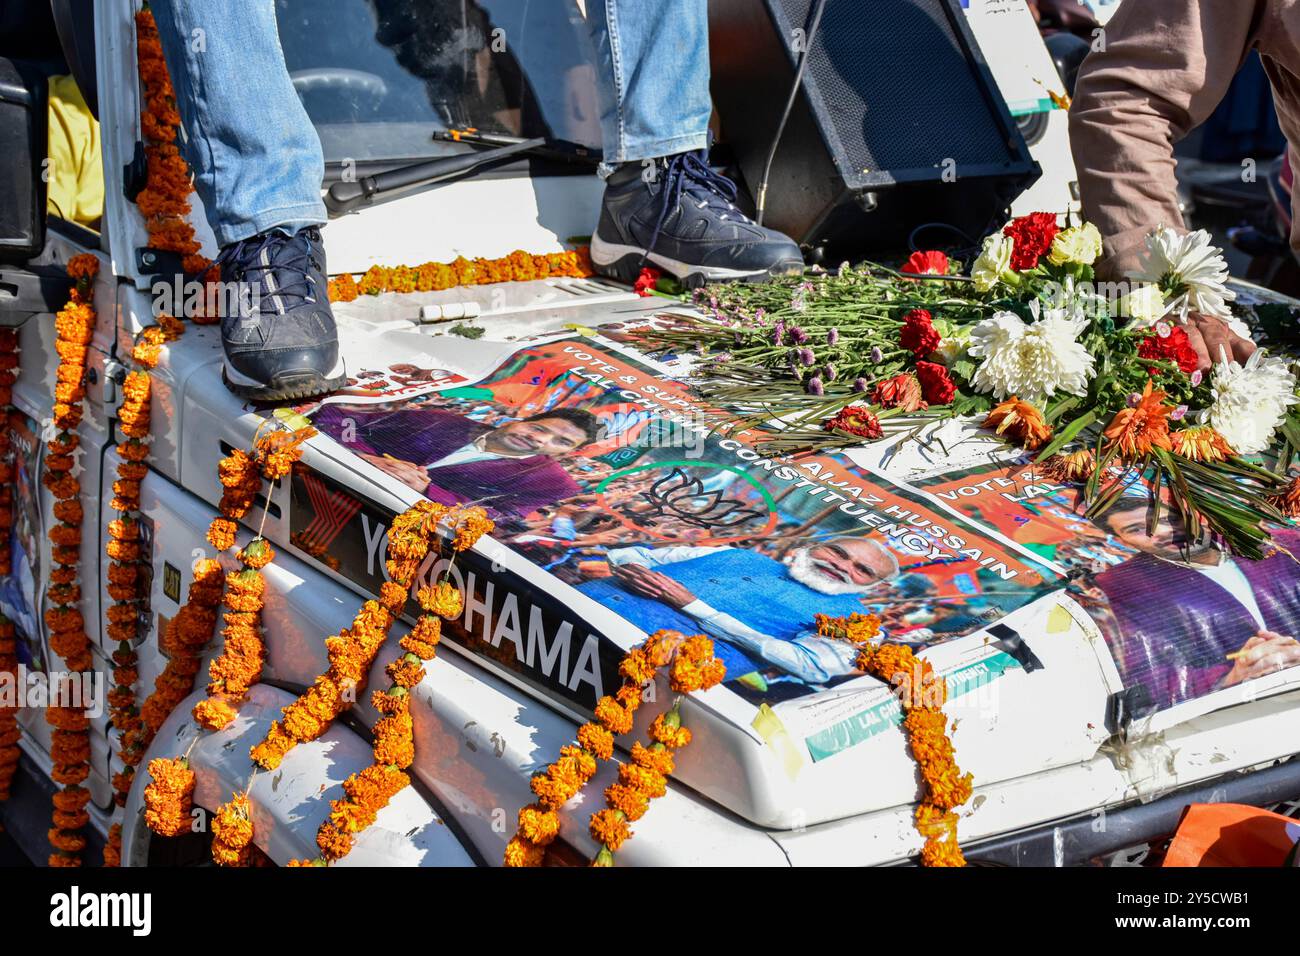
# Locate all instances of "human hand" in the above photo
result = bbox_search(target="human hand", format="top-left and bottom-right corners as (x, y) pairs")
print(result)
(1220, 631), (1300, 687)
(1183, 312), (1255, 373)
(611, 564), (697, 609)
(357, 452), (430, 492)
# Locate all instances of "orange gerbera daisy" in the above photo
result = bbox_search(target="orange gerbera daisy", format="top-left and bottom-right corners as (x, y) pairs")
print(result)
(1037, 448), (1096, 483)
(1102, 381), (1174, 459)
(1171, 425), (1234, 463)
(983, 397), (1052, 451)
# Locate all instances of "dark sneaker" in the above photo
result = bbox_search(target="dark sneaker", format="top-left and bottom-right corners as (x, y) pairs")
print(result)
(591, 149), (804, 287)
(216, 226), (345, 402)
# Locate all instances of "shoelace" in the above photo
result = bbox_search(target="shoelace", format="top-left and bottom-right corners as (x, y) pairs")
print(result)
(645, 149), (748, 260)
(216, 229), (319, 316)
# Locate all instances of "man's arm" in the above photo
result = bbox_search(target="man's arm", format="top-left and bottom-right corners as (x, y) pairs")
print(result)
(683, 602), (860, 683)
(1069, 0), (1263, 278)
(605, 545), (728, 568)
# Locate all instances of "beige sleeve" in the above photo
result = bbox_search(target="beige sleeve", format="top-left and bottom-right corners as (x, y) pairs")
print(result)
(1068, 0), (1263, 279)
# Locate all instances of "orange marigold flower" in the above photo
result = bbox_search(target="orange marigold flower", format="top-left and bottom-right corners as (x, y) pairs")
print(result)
(589, 808), (631, 851)
(592, 697), (631, 738)
(503, 835), (546, 867)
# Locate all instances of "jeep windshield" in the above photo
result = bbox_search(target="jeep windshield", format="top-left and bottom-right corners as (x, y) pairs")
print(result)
(274, 0), (605, 166)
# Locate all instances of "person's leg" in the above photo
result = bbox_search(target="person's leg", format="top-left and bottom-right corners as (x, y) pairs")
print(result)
(150, 1), (342, 402)
(587, 0), (711, 166)
(150, 0), (326, 246)
(587, 0), (802, 286)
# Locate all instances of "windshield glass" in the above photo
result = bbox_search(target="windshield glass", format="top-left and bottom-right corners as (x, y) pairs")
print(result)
(273, 0), (604, 164)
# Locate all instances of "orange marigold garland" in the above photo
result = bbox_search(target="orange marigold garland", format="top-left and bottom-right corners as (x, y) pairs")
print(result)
(249, 498), (443, 771)
(103, 322), (190, 865)
(504, 629), (682, 867)
(196, 428), (315, 730)
(589, 634), (726, 866)
(43, 252), (98, 867)
(302, 507), (494, 865)
(328, 248), (594, 302)
(814, 612), (973, 866)
(211, 792), (255, 867)
(142, 755), (195, 838)
(134, 7), (214, 285)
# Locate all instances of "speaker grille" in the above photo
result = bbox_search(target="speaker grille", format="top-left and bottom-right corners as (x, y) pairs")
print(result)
(774, 0), (1014, 183)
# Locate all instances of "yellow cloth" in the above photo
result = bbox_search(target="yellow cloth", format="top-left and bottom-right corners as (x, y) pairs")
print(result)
(46, 74), (103, 228)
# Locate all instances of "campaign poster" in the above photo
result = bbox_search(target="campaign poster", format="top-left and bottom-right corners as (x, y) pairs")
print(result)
(300, 335), (1062, 705)
(0, 410), (46, 670)
(912, 456), (1300, 719)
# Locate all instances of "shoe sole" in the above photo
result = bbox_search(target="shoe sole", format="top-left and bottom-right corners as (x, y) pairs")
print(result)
(590, 237), (804, 289)
(223, 362), (347, 404)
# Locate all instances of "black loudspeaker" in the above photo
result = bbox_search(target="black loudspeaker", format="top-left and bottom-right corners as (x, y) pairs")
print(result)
(708, 0), (1040, 259)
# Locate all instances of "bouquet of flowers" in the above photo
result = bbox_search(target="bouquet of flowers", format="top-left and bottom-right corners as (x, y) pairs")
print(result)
(629, 213), (1300, 558)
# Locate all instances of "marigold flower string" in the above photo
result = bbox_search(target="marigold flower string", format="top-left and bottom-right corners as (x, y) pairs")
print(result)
(43, 253), (98, 867)
(250, 499), (446, 772)
(293, 507), (495, 865)
(815, 612), (972, 866)
(327, 248), (594, 302)
(589, 634), (726, 866)
(504, 629), (682, 867)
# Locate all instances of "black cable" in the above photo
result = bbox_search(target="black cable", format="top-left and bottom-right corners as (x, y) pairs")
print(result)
(755, 0), (829, 226)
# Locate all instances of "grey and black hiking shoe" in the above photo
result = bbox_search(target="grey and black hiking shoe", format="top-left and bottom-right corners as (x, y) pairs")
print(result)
(591, 149), (804, 288)
(216, 226), (346, 402)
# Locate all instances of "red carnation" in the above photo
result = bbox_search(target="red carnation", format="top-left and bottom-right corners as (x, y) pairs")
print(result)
(633, 266), (660, 297)
(871, 372), (928, 412)
(823, 405), (883, 440)
(900, 250), (949, 277)
(1002, 212), (1060, 271)
(899, 308), (941, 358)
(1138, 326), (1199, 375)
(916, 361), (957, 406)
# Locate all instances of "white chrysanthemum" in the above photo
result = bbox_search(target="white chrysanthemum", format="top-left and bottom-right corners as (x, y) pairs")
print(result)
(967, 304), (1096, 404)
(1204, 349), (1298, 454)
(971, 233), (1015, 292)
(1128, 225), (1236, 322)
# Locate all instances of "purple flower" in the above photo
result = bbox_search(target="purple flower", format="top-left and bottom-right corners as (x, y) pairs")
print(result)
(798, 348), (816, 366)
(827, 328), (839, 346)
(1156, 321), (1172, 339)
(1190, 369), (1204, 386)
(791, 326), (809, 344)
(806, 376), (825, 396)
(1127, 391), (1142, 407)
(853, 377), (869, 393)
(771, 321), (785, 345)
(870, 346), (884, 364)
(1171, 404), (1188, 421)
(791, 292), (807, 313)
(822, 363), (837, 382)
(755, 308), (766, 322)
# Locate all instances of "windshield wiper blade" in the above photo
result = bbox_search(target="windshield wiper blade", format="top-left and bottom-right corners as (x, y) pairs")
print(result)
(324, 136), (545, 217)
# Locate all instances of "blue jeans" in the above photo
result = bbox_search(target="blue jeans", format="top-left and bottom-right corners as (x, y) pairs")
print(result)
(151, 1), (327, 247)
(152, 1), (711, 247)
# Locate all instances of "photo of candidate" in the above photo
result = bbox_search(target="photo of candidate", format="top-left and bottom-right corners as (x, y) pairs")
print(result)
(312, 402), (601, 519)
(1079, 486), (1300, 710)
(576, 537), (906, 683)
